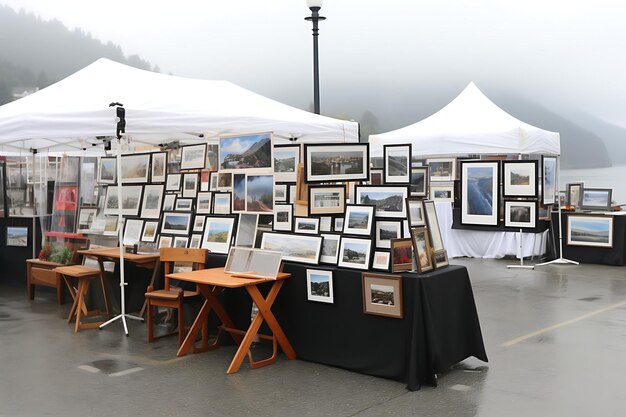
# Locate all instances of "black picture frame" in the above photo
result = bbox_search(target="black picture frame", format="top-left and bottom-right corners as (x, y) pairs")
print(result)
(502, 160), (538, 198)
(180, 143), (207, 170)
(460, 160), (500, 227)
(304, 143), (369, 183)
(383, 144), (412, 184)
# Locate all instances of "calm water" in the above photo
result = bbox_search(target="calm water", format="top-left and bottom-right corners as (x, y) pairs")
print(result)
(561, 164), (626, 205)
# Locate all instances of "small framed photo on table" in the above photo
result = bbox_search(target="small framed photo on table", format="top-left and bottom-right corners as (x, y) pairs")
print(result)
(410, 226), (434, 274)
(504, 200), (537, 229)
(306, 269), (334, 304)
(362, 272), (403, 319)
(567, 214), (613, 248)
(308, 185), (346, 216)
(566, 182), (584, 208)
(410, 166), (429, 197)
(390, 238), (413, 273)
(180, 143), (207, 170)
(580, 188), (612, 211)
(383, 144), (411, 184)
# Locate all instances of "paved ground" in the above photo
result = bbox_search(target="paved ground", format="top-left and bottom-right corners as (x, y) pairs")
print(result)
(1, 258), (625, 416)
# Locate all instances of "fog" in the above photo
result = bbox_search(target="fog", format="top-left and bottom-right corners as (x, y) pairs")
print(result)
(2, 0), (626, 159)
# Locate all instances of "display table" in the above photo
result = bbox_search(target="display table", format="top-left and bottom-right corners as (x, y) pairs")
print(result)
(551, 212), (626, 266)
(270, 262), (487, 391)
(437, 202), (548, 259)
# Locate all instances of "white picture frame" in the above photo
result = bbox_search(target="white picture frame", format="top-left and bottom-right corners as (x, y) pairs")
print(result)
(196, 192), (213, 214)
(140, 184), (164, 219)
(504, 200), (537, 229)
(273, 204), (293, 232)
(371, 251), (391, 271)
(260, 232), (323, 265)
(123, 218), (144, 246)
(201, 216), (236, 254)
(320, 233), (341, 264)
(150, 152), (167, 183)
(104, 185), (143, 216)
(342, 204), (375, 236)
(141, 221), (159, 243)
(338, 237), (372, 270)
(306, 269), (334, 303)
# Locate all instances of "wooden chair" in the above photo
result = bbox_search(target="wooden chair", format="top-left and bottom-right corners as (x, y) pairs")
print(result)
(145, 248), (208, 346)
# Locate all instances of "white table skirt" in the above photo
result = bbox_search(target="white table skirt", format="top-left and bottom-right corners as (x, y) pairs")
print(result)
(435, 202), (548, 259)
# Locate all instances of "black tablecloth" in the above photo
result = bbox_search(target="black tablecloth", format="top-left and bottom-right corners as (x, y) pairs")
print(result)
(267, 262), (487, 390)
(551, 213), (626, 266)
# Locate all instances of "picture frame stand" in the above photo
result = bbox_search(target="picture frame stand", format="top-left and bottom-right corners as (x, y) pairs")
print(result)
(98, 128), (145, 336)
(507, 228), (534, 270)
(536, 158), (579, 268)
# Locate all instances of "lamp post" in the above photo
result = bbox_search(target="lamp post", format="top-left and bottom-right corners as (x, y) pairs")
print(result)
(305, 0), (326, 115)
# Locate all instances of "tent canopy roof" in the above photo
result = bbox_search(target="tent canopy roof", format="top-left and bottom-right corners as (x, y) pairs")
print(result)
(369, 82), (560, 157)
(0, 58), (359, 154)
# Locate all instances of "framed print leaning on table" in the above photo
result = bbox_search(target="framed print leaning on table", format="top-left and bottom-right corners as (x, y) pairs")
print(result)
(567, 214), (613, 248)
(304, 143), (369, 183)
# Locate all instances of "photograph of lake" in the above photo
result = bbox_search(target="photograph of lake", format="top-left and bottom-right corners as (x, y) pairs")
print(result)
(466, 167), (494, 215)
(220, 134), (272, 170)
(569, 217), (611, 244)
(582, 190), (610, 207)
(311, 151), (364, 175)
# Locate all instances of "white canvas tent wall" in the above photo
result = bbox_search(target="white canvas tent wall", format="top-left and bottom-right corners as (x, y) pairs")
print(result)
(369, 82), (559, 157)
(0, 58), (359, 154)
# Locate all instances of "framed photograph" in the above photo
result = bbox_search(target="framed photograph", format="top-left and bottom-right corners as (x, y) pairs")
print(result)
(430, 183), (454, 202)
(120, 153), (150, 184)
(375, 220), (402, 249)
(182, 173), (199, 198)
(580, 188), (612, 211)
(319, 216), (333, 232)
(427, 158), (456, 182)
(161, 211), (192, 236)
(200, 170), (210, 192)
(502, 160), (538, 198)
(103, 216), (124, 237)
(201, 215), (237, 254)
(369, 168), (383, 185)
(542, 156), (557, 205)
(461, 161), (499, 226)
(235, 213), (259, 248)
(77, 208), (97, 232)
(410, 226), (434, 273)
(566, 182), (584, 208)
(289, 184), (297, 205)
(174, 198), (193, 212)
(166, 173), (182, 192)
(371, 251), (391, 271)
(219, 133), (272, 172)
(504, 200), (537, 229)
(97, 157), (117, 184)
(180, 143), (207, 170)
(261, 232), (323, 265)
(206, 143), (219, 171)
(150, 152), (167, 183)
(296, 163), (308, 205)
(140, 184), (164, 219)
(189, 234), (202, 249)
(273, 204), (294, 232)
(362, 273), (403, 319)
(274, 183), (288, 204)
(304, 143), (369, 183)
(232, 173), (246, 212)
(410, 166), (429, 197)
(274, 144), (300, 182)
(320, 233), (341, 264)
(406, 197), (426, 227)
(567, 214), (613, 248)
(6, 226), (28, 247)
(141, 221), (159, 242)
(173, 236), (189, 248)
(209, 171), (219, 191)
(213, 192), (232, 214)
(343, 204), (375, 236)
(225, 247), (283, 278)
(424, 201), (445, 252)
(123, 219), (144, 246)
(294, 217), (320, 234)
(433, 250), (449, 269)
(158, 235), (173, 249)
(196, 192), (212, 214)
(306, 269), (334, 303)
(246, 174), (274, 214)
(308, 185), (346, 216)
(390, 238), (413, 273)
(334, 217), (344, 233)
(384, 144), (411, 184)
(192, 215), (206, 233)
(104, 185), (143, 216)
(217, 172), (233, 191)
(162, 194), (176, 211)
(355, 185), (409, 218)
(539, 204), (552, 221)
(338, 237), (372, 270)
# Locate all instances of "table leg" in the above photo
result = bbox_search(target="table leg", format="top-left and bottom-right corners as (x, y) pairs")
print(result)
(139, 259), (160, 318)
(66, 276), (80, 323)
(74, 279), (88, 333)
(97, 258), (112, 318)
(177, 285), (216, 357)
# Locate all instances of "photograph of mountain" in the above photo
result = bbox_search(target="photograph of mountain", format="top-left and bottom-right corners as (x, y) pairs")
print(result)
(220, 134), (272, 171)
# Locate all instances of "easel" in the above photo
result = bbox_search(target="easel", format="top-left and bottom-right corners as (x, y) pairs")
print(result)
(507, 228), (534, 270)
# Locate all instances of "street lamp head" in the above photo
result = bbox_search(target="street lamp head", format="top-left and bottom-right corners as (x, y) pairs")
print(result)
(306, 0), (323, 11)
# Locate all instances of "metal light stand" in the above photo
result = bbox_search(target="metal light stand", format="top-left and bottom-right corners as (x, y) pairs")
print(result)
(507, 228), (534, 270)
(536, 155), (578, 267)
(99, 106), (144, 336)
(305, 3), (326, 115)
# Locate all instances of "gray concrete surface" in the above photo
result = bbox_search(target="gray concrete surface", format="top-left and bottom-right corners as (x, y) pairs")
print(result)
(1, 258), (625, 416)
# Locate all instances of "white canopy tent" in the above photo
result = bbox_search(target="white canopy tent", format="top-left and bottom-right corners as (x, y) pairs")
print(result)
(0, 58), (359, 154)
(369, 82), (560, 157)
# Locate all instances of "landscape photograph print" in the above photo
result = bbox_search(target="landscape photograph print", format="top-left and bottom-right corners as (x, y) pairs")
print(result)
(98, 157), (116, 184)
(261, 232), (323, 265)
(461, 161), (499, 226)
(201, 216), (235, 254)
(502, 160), (537, 197)
(343, 204), (374, 235)
(320, 233), (341, 264)
(304, 143), (369, 183)
(504, 200), (537, 229)
(120, 153), (150, 183)
(306, 269), (334, 303)
(580, 188), (612, 211)
(180, 143), (207, 170)
(232, 174), (246, 212)
(567, 215), (613, 248)
(150, 152), (167, 182)
(542, 156), (557, 205)
(355, 185), (408, 218)
(274, 144), (300, 182)
(6, 226), (28, 247)
(219, 133), (272, 172)
(384, 144), (411, 184)
(246, 174), (274, 213)
(161, 212), (192, 235)
(338, 237), (372, 270)
(362, 273), (403, 319)
(410, 166), (428, 196)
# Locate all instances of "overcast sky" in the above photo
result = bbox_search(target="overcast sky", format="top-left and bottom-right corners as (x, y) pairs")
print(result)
(2, 0), (625, 128)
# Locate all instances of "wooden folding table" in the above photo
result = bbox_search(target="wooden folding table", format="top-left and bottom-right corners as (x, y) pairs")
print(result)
(166, 267), (296, 374)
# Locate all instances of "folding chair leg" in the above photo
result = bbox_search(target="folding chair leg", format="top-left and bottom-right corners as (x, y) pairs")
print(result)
(147, 303), (154, 342)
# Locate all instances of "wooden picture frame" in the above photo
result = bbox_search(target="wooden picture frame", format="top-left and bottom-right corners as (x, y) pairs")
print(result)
(304, 143), (369, 183)
(362, 273), (403, 319)
(460, 160), (500, 226)
(383, 144), (412, 184)
(410, 226), (434, 273)
(180, 143), (207, 170)
(433, 249), (449, 269)
(390, 238), (413, 273)
(308, 184), (346, 216)
(567, 214), (613, 248)
(296, 163), (308, 205)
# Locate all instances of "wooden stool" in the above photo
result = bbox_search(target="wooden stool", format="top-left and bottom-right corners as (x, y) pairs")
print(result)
(26, 259), (70, 305)
(54, 265), (107, 333)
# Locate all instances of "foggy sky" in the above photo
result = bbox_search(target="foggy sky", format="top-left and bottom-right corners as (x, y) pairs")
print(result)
(2, 0), (625, 129)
